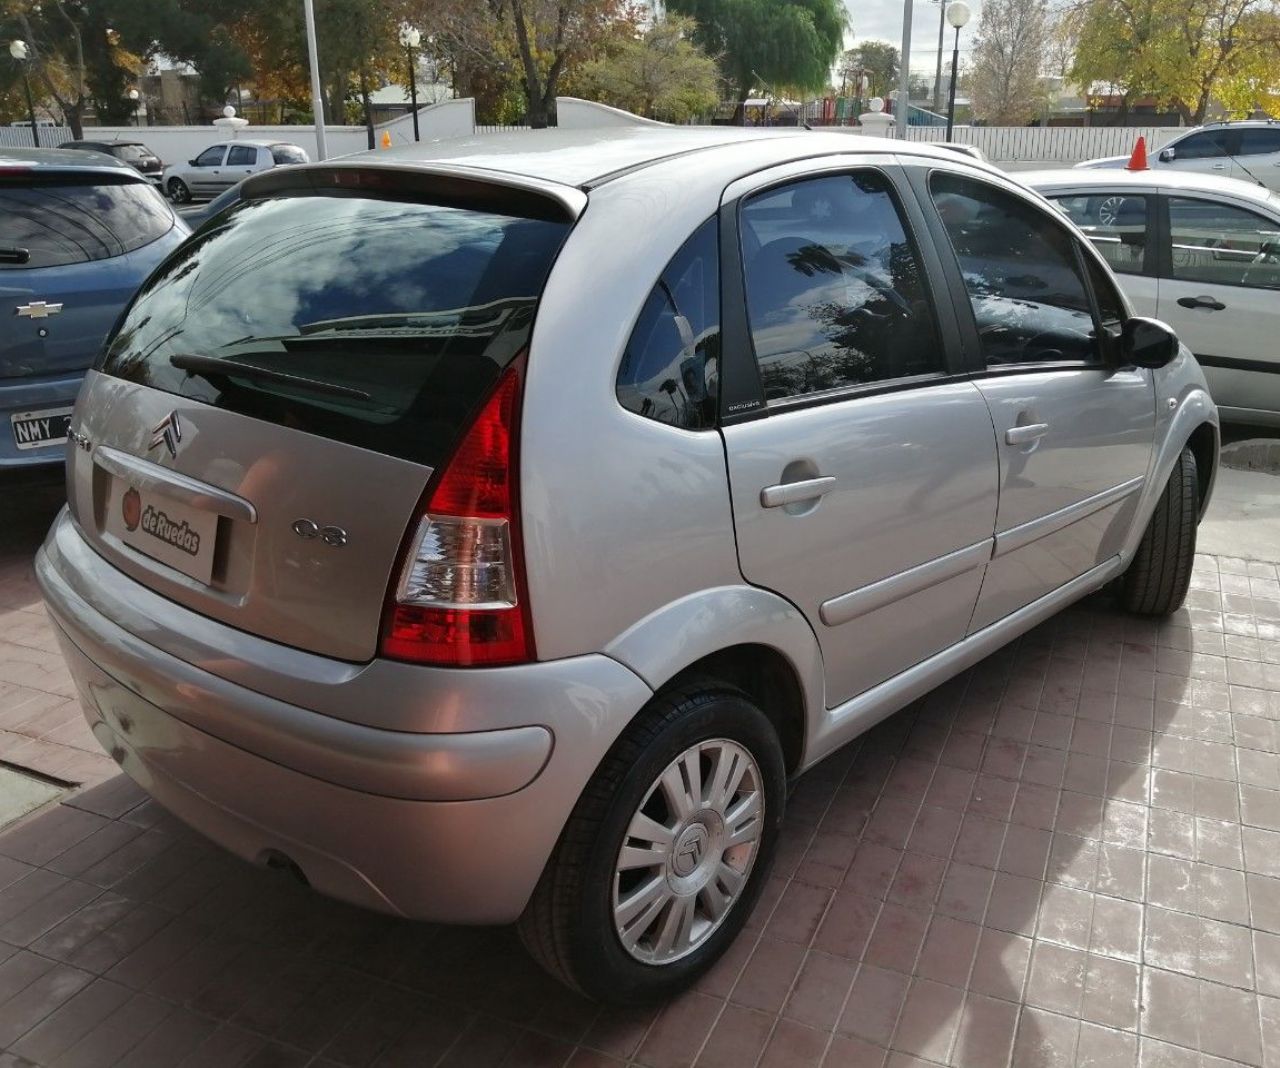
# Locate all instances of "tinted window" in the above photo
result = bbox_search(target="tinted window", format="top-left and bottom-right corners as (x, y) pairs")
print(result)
(271, 145), (308, 165)
(113, 145), (149, 161)
(194, 146), (224, 166)
(1172, 130), (1236, 160)
(740, 172), (942, 402)
(0, 181), (176, 269)
(1050, 193), (1148, 274)
(617, 219), (719, 429)
(1169, 196), (1280, 289)
(1239, 129), (1280, 156)
(101, 195), (569, 467)
(930, 172), (1100, 366)
(227, 145), (257, 166)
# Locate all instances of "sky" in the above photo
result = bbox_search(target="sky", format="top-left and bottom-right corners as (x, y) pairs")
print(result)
(845, 0), (983, 73)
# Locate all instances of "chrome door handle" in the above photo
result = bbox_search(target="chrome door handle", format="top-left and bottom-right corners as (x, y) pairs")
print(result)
(760, 476), (837, 508)
(1006, 423), (1049, 445)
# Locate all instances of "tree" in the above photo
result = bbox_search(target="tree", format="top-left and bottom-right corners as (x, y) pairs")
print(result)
(668, 0), (846, 104)
(1069, 0), (1280, 123)
(838, 41), (898, 98)
(969, 0), (1048, 124)
(574, 15), (719, 120)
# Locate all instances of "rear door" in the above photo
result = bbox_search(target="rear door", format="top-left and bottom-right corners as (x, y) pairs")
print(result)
(1231, 128), (1280, 190)
(718, 159), (1000, 708)
(1163, 129), (1237, 179)
(921, 168), (1155, 630)
(70, 173), (574, 662)
(1156, 191), (1280, 420)
(224, 145), (259, 188)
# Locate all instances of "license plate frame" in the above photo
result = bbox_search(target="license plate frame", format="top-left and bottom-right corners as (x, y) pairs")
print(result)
(10, 407), (73, 451)
(105, 481), (219, 585)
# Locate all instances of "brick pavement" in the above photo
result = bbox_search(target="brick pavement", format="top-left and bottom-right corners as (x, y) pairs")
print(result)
(2, 477), (1280, 1064)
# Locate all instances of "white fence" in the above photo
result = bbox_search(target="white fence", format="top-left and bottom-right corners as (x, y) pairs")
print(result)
(904, 124), (1182, 163)
(1, 125), (72, 149)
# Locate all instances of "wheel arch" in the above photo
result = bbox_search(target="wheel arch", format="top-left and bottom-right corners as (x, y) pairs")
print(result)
(1185, 419), (1219, 518)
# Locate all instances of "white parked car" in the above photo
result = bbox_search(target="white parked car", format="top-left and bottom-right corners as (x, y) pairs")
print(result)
(1077, 120), (1280, 192)
(162, 140), (308, 203)
(1024, 167), (1280, 426)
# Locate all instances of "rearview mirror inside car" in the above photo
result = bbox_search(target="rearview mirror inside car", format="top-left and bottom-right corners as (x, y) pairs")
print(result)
(1122, 317), (1179, 369)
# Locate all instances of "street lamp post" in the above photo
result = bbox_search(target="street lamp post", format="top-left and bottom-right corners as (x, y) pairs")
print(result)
(9, 40), (39, 147)
(399, 25), (421, 142)
(301, 0), (328, 161)
(128, 88), (141, 126)
(944, 1), (971, 140)
(896, 0), (913, 137)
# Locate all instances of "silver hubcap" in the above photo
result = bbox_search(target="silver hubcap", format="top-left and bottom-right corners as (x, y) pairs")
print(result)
(612, 738), (764, 965)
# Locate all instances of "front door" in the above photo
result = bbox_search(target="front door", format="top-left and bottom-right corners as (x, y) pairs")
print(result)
(719, 165), (1000, 708)
(1162, 128), (1237, 180)
(923, 169), (1156, 630)
(1156, 192), (1280, 422)
(190, 145), (226, 198)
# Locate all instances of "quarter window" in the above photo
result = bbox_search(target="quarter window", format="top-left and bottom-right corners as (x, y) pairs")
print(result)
(1169, 197), (1280, 289)
(617, 218), (720, 429)
(930, 172), (1101, 366)
(739, 172), (943, 403)
(1050, 193), (1148, 275)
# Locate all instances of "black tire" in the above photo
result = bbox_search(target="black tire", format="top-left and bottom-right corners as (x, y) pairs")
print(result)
(518, 683), (786, 1004)
(1119, 446), (1198, 615)
(167, 178), (190, 204)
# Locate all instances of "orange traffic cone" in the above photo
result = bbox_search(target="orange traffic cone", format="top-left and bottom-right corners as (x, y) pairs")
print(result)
(1126, 136), (1149, 171)
(381, 130), (392, 149)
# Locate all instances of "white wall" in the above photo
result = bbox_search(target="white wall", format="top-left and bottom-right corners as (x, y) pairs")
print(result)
(904, 124), (1182, 163)
(81, 98), (477, 166)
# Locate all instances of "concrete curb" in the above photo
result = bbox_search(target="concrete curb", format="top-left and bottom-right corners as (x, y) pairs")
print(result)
(1221, 439), (1280, 475)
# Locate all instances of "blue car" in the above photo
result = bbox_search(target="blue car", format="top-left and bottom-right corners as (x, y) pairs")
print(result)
(1, 148), (188, 468)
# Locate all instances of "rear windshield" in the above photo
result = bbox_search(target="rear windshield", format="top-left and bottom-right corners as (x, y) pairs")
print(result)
(99, 193), (569, 467)
(113, 145), (151, 161)
(270, 145), (307, 165)
(0, 180), (175, 269)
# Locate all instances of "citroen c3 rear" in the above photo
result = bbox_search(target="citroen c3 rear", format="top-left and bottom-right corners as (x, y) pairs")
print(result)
(38, 128), (1219, 1003)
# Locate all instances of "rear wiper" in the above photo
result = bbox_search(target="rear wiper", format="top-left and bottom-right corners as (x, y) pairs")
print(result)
(0, 246), (31, 265)
(169, 353), (372, 401)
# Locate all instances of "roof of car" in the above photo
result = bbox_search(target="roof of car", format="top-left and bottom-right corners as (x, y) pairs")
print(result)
(61, 140), (148, 148)
(0, 147), (144, 175)
(1019, 166), (1280, 206)
(344, 126), (999, 189)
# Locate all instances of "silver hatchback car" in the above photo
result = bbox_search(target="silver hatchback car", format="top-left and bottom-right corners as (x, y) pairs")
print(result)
(38, 128), (1218, 1003)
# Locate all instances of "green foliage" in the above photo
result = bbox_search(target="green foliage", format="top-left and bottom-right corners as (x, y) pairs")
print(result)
(668, 0), (847, 97)
(574, 15), (719, 120)
(838, 40), (898, 98)
(969, 0), (1048, 124)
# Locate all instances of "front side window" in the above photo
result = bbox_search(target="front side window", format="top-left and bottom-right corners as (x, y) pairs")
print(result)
(740, 171), (943, 402)
(1171, 130), (1237, 160)
(0, 180), (176, 269)
(1169, 197), (1280, 289)
(617, 218), (719, 429)
(1050, 193), (1148, 275)
(227, 145), (257, 166)
(930, 172), (1100, 366)
(194, 146), (225, 167)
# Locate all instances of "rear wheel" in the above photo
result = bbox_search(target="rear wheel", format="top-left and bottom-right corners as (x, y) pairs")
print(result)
(519, 684), (786, 1003)
(1119, 446), (1198, 615)
(166, 178), (190, 204)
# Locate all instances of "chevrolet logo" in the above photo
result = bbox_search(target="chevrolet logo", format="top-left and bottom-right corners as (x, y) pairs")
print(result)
(15, 301), (63, 319)
(149, 412), (182, 458)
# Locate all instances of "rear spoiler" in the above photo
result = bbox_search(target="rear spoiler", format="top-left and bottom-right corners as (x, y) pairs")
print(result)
(241, 161), (586, 223)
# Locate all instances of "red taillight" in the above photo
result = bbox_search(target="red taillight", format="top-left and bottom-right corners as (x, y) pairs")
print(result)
(379, 362), (534, 667)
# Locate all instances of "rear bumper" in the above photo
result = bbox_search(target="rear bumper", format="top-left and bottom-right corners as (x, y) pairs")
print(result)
(0, 371), (84, 468)
(37, 508), (653, 923)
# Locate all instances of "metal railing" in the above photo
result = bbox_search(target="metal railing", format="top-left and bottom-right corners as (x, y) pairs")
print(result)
(0, 125), (72, 148)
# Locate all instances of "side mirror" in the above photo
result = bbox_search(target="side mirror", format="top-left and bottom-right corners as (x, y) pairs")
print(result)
(188, 159), (198, 166)
(1122, 316), (1179, 369)
(1159, 147), (1175, 162)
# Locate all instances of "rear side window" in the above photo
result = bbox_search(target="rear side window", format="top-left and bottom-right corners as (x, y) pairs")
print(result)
(114, 145), (150, 162)
(0, 181), (175, 269)
(100, 193), (569, 468)
(616, 218), (719, 429)
(1169, 196), (1280, 289)
(930, 172), (1100, 366)
(740, 171), (943, 402)
(1238, 129), (1280, 156)
(227, 145), (257, 166)
(271, 145), (308, 165)
(1050, 193), (1148, 275)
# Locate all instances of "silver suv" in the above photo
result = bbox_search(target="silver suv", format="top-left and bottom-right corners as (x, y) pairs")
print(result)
(38, 128), (1218, 1003)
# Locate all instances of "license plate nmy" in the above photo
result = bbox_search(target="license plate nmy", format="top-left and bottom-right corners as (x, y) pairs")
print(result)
(11, 408), (73, 450)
